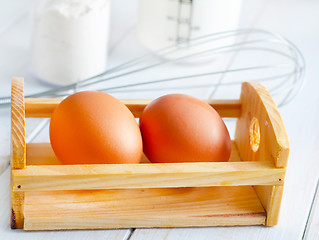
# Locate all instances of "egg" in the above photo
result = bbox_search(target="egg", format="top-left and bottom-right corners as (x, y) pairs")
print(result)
(49, 91), (143, 164)
(139, 94), (231, 163)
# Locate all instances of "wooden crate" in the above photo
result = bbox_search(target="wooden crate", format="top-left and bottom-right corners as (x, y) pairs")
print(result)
(10, 77), (289, 231)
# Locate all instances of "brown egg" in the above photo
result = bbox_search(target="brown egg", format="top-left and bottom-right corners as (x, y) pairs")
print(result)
(139, 94), (231, 163)
(50, 91), (143, 164)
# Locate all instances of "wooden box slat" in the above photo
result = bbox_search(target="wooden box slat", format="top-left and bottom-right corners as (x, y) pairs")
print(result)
(24, 142), (241, 165)
(12, 161), (284, 191)
(24, 186), (265, 230)
(11, 141), (285, 192)
(25, 98), (241, 118)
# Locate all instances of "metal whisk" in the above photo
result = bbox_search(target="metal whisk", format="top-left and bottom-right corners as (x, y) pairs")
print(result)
(0, 28), (305, 107)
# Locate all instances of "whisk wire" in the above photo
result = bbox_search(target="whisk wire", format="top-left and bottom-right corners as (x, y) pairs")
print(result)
(0, 28), (305, 107)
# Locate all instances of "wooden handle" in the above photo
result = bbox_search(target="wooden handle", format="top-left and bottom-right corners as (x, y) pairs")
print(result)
(25, 98), (241, 118)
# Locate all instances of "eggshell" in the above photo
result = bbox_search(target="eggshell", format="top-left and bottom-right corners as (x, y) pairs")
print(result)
(139, 94), (231, 163)
(50, 91), (143, 164)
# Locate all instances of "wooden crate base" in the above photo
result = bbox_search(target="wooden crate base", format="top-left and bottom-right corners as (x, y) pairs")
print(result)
(24, 186), (266, 230)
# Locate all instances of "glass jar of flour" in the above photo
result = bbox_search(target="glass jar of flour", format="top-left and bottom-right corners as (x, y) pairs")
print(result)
(30, 0), (110, 85)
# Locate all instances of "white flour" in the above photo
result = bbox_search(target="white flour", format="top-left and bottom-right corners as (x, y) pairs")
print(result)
(31, 0), (110, 85)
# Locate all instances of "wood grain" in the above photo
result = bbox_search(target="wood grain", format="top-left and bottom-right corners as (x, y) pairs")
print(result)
(235, 82), (289, 168)
(26, 141), (240, 165)
(14, 142), (285, 192)
(10, 191), (24, 229)
(24, 142), (285, 191)
(23, 186), (265, 230)
(26, 143), (62, 165)
(10, 77), (26, 229)
(12, 161), (285, 191)
(234, 82), (289, 226)
(1, 168), (132, 239)
(26, 142), (152, 165)
(25, 98), (241, 118)
(11, 77), (26, 169)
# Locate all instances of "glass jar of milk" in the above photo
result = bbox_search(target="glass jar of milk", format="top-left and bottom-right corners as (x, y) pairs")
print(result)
(30, 0), (110, 86)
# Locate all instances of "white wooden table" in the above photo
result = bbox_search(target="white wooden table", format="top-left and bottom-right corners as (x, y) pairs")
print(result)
(1, 0), (319, 239)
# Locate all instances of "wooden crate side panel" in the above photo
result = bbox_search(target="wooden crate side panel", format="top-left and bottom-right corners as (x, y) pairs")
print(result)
(254, 185), (284, 226)
(234, 82), (288, 226)
(235, 82), (289, 168)
(11, 77), (26, 229)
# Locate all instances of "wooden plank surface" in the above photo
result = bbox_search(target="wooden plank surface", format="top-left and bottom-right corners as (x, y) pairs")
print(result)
(11, 141), (285, 191)
(254, 185), (284, 226)
(235, 82), (289, 168)
(10, 77), (26, 229)
(25, 136), (243, 165)
(11, 77), (26, 169)
(23, 186), (265, 230)
(25, 141), (241, 165)
(12, 160), (284, 191)
(25, 98), (241, 118)
(0, 168), (132, 239)
(234, 82), (289, 226)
